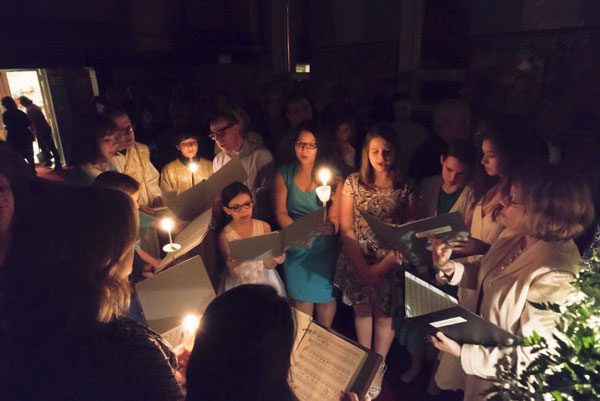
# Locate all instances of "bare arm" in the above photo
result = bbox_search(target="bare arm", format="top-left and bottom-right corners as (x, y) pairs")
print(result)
(273, 172), (294, 228)
(327, 176), (343, 234)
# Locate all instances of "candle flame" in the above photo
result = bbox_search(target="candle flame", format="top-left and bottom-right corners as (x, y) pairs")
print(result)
(160, 217), (175, 231)
(189, 162), (198, 173)
(182, 314), (200, 334)
(318, 168), (332, 186)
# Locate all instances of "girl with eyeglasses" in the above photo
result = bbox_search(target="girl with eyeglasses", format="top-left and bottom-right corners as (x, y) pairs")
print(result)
(217, 182), (286, 296)
(273, 122), (341, 328)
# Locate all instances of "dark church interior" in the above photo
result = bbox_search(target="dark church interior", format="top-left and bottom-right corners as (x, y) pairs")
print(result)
(1, 1), (600, 401)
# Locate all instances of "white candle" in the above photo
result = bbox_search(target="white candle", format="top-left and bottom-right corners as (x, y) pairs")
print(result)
(182, 314), (201, 350)
(316, 168), (332, 208)
(189, 161), (198, 186)
(160, 217), (181, 252)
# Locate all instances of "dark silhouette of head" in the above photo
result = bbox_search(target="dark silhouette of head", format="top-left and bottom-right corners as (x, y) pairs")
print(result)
(186, 285), (297, 401)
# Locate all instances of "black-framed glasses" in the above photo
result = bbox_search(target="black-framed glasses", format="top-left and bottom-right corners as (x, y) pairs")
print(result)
(225, 200), (253, 212)
(295, 140), (318, 150)
(209, 123), (234, 141)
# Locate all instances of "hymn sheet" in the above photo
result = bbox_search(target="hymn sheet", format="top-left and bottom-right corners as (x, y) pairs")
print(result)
(289, 322), (368, 401)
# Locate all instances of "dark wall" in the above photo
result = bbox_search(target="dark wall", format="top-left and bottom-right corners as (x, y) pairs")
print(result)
(471, 0), (600, 35)
(0, 0), (267, 68)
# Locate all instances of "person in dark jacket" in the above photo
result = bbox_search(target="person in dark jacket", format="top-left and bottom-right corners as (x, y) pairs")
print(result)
(1, 96), (34, 172)
(19, 96), (62, 171)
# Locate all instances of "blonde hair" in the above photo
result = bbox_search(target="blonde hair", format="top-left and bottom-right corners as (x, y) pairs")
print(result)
(6, 186), (138, 340)
(513, 168), (594, 241)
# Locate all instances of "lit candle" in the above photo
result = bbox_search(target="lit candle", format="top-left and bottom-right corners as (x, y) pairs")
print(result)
(182, 314), (201, 350)
(188, 160), (198, 186)
(160, 217), (181, 252)
(315, 168), (332, 208)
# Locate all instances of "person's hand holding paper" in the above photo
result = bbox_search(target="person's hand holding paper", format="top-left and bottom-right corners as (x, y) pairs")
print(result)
(268, 253), (286, 267)
(360, 250), (398, 285)
(429, 331), (461, 358)
(447, 236), (490, 255)
(428, 235), (455, 277)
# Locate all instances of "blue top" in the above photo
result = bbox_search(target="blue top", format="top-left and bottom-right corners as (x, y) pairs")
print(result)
(279, 163), (339, 303)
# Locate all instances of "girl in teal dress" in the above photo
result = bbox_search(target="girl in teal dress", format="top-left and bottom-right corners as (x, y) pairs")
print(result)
(273, 122), (341, 327)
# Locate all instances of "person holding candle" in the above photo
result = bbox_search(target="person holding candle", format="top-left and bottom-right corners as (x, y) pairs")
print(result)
(1, 185), (184, 400)
(160, 130), (213, 195)
(217, 182), (286, 296)
(335, 123), (419, 397)
(273, 122), (341, 327)
(429, 167), (593, 401)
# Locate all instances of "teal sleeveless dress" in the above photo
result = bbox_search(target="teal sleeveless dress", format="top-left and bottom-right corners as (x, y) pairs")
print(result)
(279, 163), (339, 303)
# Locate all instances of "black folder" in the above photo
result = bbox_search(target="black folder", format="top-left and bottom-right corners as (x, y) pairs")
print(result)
(362, 211), (470, 266)
(404, 272), (520, 347)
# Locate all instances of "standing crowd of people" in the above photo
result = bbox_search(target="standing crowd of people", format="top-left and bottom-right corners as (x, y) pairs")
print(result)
(0, 82), (598, 401)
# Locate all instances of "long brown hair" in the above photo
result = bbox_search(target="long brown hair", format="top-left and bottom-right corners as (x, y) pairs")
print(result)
(5, 186), (138, 343)
(359, 123), (404, 188)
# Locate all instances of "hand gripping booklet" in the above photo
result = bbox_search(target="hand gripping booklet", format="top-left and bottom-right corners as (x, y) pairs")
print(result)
(166, 156), (248, 221)
(228, 208), (326, 262)
(136, 256), (216, 339)
(361, 211), (470, 266)
(289, 308), (383, 401)
(404, 271), (520, 347)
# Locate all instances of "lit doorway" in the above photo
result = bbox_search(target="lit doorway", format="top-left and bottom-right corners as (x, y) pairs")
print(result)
(0, 69), (64, 165)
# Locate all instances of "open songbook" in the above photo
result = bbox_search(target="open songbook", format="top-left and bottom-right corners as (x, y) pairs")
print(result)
(228, 208), (326, 262)
(136, 256), (216, 339)
(157, 209), (212, 271)
(289, 308), (383, 401)
(404, 272), (520, 346)
(362, 211), (470, 266)
(166, 156), (248, 220)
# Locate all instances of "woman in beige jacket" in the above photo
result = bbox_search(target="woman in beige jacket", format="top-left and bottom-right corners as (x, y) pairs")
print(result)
(429, 167), (594, 401)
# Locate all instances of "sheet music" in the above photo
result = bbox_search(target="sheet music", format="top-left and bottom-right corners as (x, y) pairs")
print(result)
(292, 308), (314, 351)
(289, 324), (367, 401)
(158, 209), (212, 270)
(404, 271), (458, 318)
(169, 157), (247, 220)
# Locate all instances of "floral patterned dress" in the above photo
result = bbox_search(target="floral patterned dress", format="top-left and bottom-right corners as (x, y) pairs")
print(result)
(334, 172), (418, 316)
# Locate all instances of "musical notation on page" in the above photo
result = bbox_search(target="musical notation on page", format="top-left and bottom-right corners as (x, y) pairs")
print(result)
(289, 324), (367, 401)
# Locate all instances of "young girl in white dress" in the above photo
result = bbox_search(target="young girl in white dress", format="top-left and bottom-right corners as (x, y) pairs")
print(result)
(217, 182), (286, 296)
